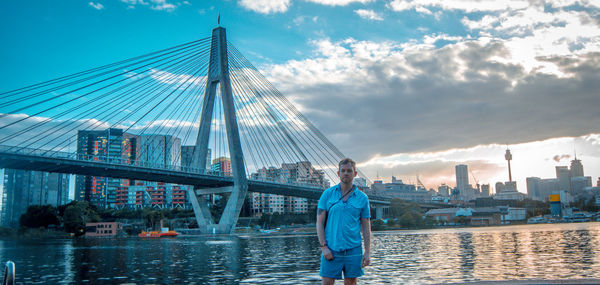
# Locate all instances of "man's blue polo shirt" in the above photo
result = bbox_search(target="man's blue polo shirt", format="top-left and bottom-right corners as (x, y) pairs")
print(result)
(318, 184), (370, 251)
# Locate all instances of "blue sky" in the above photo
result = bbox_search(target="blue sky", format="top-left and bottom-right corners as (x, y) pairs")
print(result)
(1, 0), (600, 192)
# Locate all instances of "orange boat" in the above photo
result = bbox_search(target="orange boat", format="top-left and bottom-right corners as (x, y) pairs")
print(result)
(138, 228), (179, 238)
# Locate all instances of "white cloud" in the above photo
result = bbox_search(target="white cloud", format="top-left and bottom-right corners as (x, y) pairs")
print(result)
(387, 0), (529, 13)
(358, 134), (600, 193)
(150, 0), (176, 11)
(461, 6), (600, 75)
(306, 0), (373, 5)
(120, 0), (177, 11)
(238, 0), (291, 14)
(261, 31), (600, 175)
(149, 69), (206, 86)
(89, 2), (105, 10)
(355, 9), (384, 21)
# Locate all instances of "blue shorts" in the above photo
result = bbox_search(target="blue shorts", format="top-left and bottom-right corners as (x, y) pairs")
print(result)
(320, 246), (364, 279)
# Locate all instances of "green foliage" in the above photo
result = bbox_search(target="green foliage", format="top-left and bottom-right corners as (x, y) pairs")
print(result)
(142, 207), (165, 229)
(390, 199), (425, 229)
(0, 227), (14, 237)
(398, 211), (421, 228)
(19, 205), (60, 229)
(256, 213), (312, 228)
(371, 219), (385, 231)
(62, 201), (101, 236)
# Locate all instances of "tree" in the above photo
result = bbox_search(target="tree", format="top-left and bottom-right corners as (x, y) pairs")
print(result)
(62, 201), (101, 236)
(371, 219), (385, 231)
(398, 211), (422, 228)
(390, 199), (422, 219)
(142, 207), (165, 229)
(19, 205), (59, 228)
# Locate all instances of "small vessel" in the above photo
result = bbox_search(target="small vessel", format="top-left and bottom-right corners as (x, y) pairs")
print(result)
(259, 227), (280, 234)
(138, 228), (179, 238)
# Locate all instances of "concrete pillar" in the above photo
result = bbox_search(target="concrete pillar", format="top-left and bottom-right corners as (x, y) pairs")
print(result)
(189, 26), (248, 234)
(376, 206), (384, 220)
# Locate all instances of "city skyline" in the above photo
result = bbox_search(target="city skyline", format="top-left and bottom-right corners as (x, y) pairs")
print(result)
(0, 1), (599, 194)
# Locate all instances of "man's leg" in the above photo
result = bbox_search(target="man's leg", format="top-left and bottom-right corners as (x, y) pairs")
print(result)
(343, 278), (357, 285)
(322, 277), (336, 285)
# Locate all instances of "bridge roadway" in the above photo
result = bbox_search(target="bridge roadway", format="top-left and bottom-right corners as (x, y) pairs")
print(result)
(0, 146), (403, 205)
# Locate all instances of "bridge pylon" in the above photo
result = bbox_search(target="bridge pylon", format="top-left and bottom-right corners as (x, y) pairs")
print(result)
(188, 26), (248, 234)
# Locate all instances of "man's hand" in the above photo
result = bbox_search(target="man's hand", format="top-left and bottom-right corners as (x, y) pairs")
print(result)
(362, 252), (371, 267)
(322, 246), (334, 260)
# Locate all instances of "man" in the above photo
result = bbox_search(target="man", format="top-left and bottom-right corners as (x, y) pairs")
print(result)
(316, 158), (371, 285)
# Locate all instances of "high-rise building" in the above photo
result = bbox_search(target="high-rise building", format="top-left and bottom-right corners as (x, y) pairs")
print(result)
(526, 177), (542, 200)
(495, 182), (505, 194)
(438, 184), (450, 197)
(556, 166), (571, 193)
(0, 169), (70, 227)
(211, 157), (231, 175)
(493, 181), (525, 200)
(75, 128), (138, 208)
(455, 165), (470, 200)
(249, 161), (327, 215)
(181, 146), (211, 170)
(571, 176), (592, 195)
(480, 184), (490, 196)
(354, 177), (368, 189)
(570, 157), (584, 177)
(527, 177), (560, 201)
(140, 135), (181, 168)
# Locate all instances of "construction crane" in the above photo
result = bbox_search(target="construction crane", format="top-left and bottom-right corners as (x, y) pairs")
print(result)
(416, 173), (427, 190)
(470, 170), (480, 192)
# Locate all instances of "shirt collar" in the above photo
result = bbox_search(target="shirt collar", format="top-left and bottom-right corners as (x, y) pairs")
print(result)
(336, 183), (356, 197)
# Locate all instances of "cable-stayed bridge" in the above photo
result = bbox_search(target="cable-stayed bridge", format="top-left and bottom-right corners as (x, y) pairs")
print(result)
(0, 26), (413, 234)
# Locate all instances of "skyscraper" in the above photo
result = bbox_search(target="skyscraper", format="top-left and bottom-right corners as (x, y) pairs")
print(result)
(556, 166), (571, 193)
(480, 184), (490, 196)
(0, 169), (70, 227)
(181, 146), (211, 170)
(75, 128), (138, 208)
(139, 135), (181, 168)
(211, 157), (231, 175)
(455, 164), (470, 199)
(570, 157), (584, 177)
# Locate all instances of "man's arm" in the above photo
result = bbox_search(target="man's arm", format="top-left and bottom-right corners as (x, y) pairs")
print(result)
(316, 208), (333, 260)
(360, 218), (371, 267)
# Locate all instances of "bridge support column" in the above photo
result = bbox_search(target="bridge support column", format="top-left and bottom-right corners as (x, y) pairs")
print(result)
(375, 206), (384, 220)
(189, 26), (248, 234)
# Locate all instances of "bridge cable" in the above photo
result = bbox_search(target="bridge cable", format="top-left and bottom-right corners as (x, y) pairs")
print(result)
(0, 38), (210, 99)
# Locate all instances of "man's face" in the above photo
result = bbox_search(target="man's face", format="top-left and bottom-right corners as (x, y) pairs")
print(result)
(338, 163), (357, 184)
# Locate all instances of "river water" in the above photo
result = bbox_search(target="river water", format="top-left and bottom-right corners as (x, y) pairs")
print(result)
(3, 222), (600, 284)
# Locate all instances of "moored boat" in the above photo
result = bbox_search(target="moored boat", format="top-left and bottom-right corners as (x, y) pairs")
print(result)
(138, 228), (179, 238)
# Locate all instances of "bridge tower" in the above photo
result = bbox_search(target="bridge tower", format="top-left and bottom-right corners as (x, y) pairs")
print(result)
(188, 26), (248, 234)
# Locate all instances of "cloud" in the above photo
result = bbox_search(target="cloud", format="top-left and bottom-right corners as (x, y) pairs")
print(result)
(357, 134), (600, 191)
(354, 9), (383, 21)
(262, 34), (600, 166)
(238, 0), (291, 14)
(120, 0), (177, 12)
(306, 0), (373, 5)
(553, 154), (570, 162)
(89, 2), (105, 10)
(150, 0), (176, 11)
(387, 0), (529, 13)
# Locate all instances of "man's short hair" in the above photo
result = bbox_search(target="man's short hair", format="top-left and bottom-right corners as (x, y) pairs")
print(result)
(338, 158), (356, 171)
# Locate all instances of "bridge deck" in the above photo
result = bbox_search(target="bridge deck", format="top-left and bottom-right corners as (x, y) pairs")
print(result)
(0, 149), (396, 205)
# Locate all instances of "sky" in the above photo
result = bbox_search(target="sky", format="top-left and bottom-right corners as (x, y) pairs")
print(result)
(1, 0), (599, 194)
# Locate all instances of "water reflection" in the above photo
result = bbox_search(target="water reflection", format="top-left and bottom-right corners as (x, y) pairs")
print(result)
(2, 223), (600, 283)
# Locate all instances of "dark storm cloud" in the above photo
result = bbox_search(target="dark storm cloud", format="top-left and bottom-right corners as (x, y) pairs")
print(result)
(266, 40), (600, 162)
